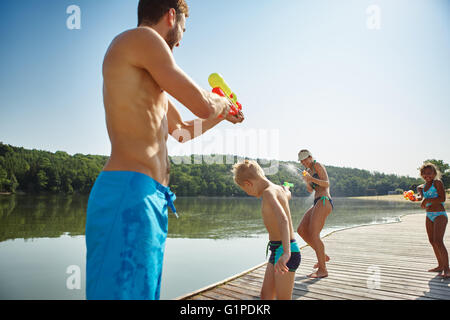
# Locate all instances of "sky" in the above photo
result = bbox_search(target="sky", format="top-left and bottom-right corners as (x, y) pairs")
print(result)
(0, 0), (449, 178)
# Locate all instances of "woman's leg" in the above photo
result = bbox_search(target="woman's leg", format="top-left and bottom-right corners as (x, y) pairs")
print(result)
(297, 207), (314, 243)
(426, 216), (444, 272)
(297, 207), (331, 267)
(307, 201), (332, 278)
(432, 215), (449, 277)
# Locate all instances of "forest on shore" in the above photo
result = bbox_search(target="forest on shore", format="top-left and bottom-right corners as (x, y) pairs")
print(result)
(1, 142), (448, 197)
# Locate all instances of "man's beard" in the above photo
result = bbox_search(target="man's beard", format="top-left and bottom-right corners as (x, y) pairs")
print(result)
(165, 25), (179, 50)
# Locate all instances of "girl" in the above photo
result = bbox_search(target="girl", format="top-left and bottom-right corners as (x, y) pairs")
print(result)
(416, 163), (449, 278)
(296, 150), (333, 278)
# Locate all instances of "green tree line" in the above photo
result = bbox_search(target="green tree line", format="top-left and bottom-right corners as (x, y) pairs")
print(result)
(1, 142), (447, 197)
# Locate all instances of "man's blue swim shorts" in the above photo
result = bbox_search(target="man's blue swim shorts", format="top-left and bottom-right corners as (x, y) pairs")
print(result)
(85, 171), (177, 300)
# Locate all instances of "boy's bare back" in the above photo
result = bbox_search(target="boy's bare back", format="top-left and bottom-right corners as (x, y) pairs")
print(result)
(261, 185), (296, 241)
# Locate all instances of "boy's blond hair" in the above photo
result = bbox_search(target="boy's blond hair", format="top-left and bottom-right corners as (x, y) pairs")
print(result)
(232, 160), (266, 186)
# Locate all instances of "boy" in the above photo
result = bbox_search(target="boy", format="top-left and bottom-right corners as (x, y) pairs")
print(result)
(232, 160), (301, 300)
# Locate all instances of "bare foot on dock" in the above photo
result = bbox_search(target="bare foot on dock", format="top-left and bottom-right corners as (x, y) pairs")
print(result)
(314, 255), (330, 269)
(442, 269), (450, 279)
(428, 266), (444, 272)
(308, 269), (328, 279)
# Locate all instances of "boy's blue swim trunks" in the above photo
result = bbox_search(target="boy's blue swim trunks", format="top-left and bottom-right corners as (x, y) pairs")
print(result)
(267, 240), (301, 272)
(85, 171), (177, 300)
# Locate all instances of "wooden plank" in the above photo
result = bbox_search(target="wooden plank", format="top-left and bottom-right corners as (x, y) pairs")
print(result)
(298, 259), (448, 281)
(229, 277), (347, 301)
(187, 295), (213, 300)
(221, 283), (261, 298)
(175, 261), (267, 300)
(212, 287), (257, 300)
(251, 268), (449, 300)
(241, 273), (377, 300)
(300, 259), (450, 288)
(181, 214), (450, 301)
(295, 267), (450, 294)
(200, 290), (237, 300)
(246, 271), (435, 300)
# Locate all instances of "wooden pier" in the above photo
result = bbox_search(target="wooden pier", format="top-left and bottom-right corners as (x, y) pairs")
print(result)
(177, 214), (450, 300)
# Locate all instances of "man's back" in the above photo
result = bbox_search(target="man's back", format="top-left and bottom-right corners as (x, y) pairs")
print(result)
(102, 28), (171, 186)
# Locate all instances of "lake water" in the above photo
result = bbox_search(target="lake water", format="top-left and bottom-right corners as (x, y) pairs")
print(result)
(0, 194), (432, 300)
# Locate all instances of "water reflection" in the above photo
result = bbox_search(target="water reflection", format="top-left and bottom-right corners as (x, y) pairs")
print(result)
(170, 197), (423, 239)
(0, 194), (427, 242)
(0, 194), (86, 242)
(0, 194), (429, 300)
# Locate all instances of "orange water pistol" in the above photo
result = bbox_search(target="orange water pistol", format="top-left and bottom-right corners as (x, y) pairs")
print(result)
(403, 190), (417, 202)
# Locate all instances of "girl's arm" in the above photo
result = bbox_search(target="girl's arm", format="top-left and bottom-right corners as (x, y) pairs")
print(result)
(416, 185), (424, 201)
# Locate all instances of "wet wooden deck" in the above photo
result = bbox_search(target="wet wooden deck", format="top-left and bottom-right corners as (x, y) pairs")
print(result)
(177, 214), (450, 300)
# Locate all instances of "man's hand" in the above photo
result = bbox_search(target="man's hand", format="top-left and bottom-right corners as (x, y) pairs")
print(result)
(275, 253), (290, 275)
(209, 93), (232, 119)
(225, 110), (245, 124)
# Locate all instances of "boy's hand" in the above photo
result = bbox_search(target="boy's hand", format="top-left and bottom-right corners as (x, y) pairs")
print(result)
(275, 253), (290, 275)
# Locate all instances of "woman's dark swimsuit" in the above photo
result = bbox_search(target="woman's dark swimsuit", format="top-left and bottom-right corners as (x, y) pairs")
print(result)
(309, 160), (320, 190)
(310, 173), (320, 189)
(309, 161), (334, 209)
(314, 196), (334, 209)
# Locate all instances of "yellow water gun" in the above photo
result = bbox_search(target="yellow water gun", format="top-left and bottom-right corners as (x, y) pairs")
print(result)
(208, 73), (243, 116)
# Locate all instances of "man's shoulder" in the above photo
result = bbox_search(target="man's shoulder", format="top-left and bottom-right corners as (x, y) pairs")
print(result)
(105, 27), (170, 70)
(110, 27), (164, 51)
(123, 27), (160, 39)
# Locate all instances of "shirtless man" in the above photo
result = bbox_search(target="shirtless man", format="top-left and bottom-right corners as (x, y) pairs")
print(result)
(85, 0), (244, 300)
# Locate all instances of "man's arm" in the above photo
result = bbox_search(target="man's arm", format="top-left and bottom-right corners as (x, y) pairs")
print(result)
(128, 27), (230, 119)
(167, 100), (223, 143)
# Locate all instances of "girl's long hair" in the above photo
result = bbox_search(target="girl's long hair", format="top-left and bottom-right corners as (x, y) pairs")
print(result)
(420, 162), (442, 180)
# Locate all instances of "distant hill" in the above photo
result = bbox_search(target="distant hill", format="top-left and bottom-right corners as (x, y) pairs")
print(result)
(0, 142), (425, 197)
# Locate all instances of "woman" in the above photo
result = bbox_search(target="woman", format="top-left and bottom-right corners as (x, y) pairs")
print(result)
(296, 150), (334, 278)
